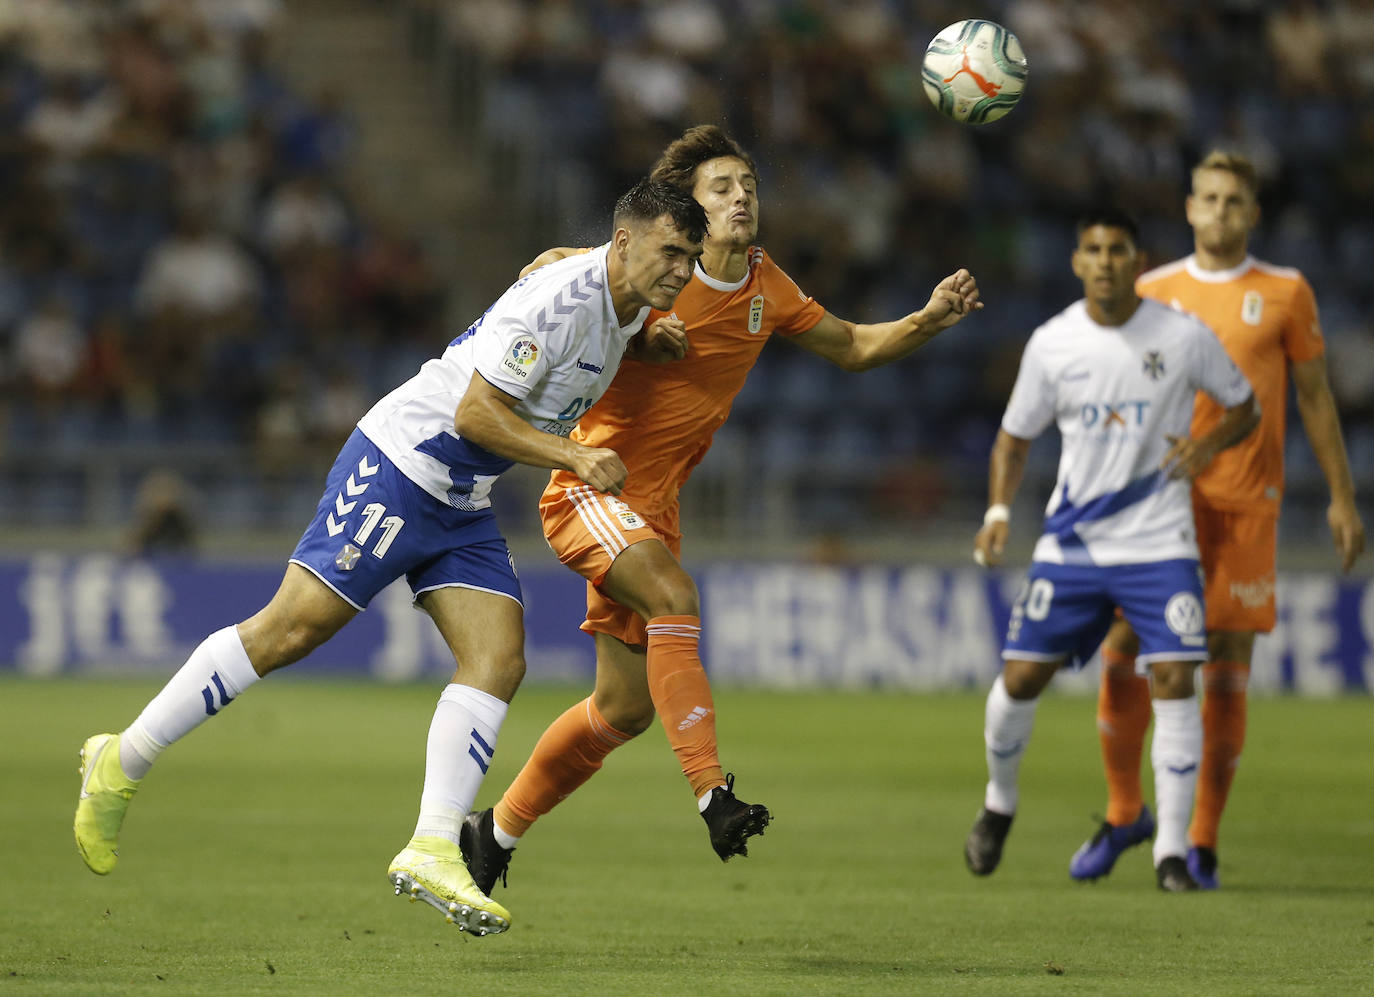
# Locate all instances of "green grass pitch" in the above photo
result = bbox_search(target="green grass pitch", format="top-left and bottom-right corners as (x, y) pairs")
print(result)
(3, 677), (1371, 995)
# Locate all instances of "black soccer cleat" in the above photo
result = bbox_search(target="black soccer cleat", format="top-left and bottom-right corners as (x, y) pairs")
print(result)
(1155, 855), (1199, 892)
(459, 808), (515, 896)
(701, 773), (771, 861)
(964, 807), (1014, 876)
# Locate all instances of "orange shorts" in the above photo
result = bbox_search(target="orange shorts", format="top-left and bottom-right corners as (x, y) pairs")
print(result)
(1194, 498), (1278, 634)
(539, 479), (681, 647)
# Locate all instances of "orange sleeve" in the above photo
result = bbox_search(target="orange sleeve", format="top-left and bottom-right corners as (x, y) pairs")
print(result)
(761, 254), (827, 337)
(1281, 273), (1325, 366)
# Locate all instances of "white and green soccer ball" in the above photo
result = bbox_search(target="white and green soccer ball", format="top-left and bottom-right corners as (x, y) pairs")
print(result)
(921, 19), (1028, 125)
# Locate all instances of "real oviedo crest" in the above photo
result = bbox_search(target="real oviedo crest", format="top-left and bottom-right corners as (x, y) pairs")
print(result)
(748, 294), (764, 334)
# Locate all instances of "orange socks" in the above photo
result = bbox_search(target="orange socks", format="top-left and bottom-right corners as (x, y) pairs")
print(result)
(494, 696), (632, 838)
(1097, 646), (1153, 826)
(492, 614), (725, 837)
(1189, 661), (1248, 849)
(645, 615), (725, 798)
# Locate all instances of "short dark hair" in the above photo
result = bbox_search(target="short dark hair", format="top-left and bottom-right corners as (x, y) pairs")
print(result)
(650, 124), (757, 192)
(613, 178), (709, 245)
(1076, 207), (1140, 245)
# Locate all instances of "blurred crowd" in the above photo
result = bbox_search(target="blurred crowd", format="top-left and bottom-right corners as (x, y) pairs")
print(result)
(432, 0), (1374, 535)
(0, 0), (448, 531)
(3, 0), (1373, 544)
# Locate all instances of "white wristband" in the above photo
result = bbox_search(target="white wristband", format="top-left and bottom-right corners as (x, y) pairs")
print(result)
(983, 503), (1011, 527)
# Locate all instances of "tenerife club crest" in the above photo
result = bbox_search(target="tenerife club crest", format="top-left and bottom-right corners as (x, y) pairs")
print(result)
(334, 543), (362, 571)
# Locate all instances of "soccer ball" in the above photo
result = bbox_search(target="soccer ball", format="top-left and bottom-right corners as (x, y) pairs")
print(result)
(921, 19), (1028, 125)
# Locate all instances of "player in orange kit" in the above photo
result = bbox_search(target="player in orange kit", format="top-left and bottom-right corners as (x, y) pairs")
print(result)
(1068, 151), (1365, 889)
(458, 125), (982, 893)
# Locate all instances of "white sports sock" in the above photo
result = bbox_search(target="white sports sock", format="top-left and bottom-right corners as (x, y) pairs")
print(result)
(120, 625), (260, 779)
(491, 821), (521, 851)
(983, 674), (1038, 815)
(1150, 695), (1202, 865)
(413, 684), (508, 846)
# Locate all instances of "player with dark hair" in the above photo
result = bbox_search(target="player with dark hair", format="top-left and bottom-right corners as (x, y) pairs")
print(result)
(963, 208), (1259, 891)
(1069, 152), (1365, 889)
(459, 124), (982, 895)
(72, 179), (706, 936)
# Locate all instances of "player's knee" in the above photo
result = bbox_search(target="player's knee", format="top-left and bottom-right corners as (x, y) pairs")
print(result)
(1000, 663), (1046, 700)
(605, 701), (654, 737)
(238, 616), (330, 674)
(1150, 663), (1196, 700)
(472, 650), (526, 701)
(641, 574), (700, 618)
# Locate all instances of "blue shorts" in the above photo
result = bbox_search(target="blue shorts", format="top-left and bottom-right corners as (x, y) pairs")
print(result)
(290, 429), (522, 610)
(1002, 558), (1207, 669)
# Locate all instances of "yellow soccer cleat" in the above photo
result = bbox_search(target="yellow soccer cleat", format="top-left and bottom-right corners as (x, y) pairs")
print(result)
(388, 836), (512, 937)
(74, 733), (141, 875)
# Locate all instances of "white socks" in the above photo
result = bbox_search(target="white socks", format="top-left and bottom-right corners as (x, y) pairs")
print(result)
(1150, 695), (1202, 864)
(491, 821), (521, 851)
(120, 625), (261, 779)
(413, 684), (508, 846)
(983, 674), (1039, 815)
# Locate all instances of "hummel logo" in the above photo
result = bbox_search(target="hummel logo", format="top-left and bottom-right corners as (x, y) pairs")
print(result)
(468, 729), (495, 773)
(201, 672), (235, 716)
(677, 706), (711, 731)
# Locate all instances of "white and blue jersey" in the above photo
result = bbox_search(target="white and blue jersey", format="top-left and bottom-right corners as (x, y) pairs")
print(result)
(1002, 298), (1251, 566)
(357, 244), (647, 511)
(289, 245), (647, 611)
(999, 298), (1252, 667)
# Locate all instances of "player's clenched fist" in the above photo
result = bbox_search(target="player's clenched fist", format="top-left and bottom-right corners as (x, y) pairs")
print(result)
(571, 445), (628, 494)
(635, 315), (690, 364)
(925, 268), (983, 330)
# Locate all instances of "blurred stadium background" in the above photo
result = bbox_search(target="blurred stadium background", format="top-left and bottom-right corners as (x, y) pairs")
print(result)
(0, 0), (1370, 688)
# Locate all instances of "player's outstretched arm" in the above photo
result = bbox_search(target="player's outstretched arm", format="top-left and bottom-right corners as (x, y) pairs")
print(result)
(1160, 392), (1260, 482)
(789, 269), (982, 372)
(518, 247), (582, 279)
(453, 373), (628, 494)
(1292, 356), (1366, 571)
(974, 429), (1031, 568)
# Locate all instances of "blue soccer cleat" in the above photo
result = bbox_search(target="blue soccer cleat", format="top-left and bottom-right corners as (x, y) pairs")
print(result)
(1186, 845), (1219, 890)
(1068, 804), (1156, 881)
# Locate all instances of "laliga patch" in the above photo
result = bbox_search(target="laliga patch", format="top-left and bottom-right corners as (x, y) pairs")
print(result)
(1164, 591), (1204, 637)
(501, 337), (540, 379)
(334, 543), (362, 570)
(748, 294), (765, 334)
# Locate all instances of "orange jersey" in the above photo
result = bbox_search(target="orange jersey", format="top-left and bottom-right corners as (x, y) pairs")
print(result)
(547, 247), (826, 515)
(1136, 255), (1324, 514)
